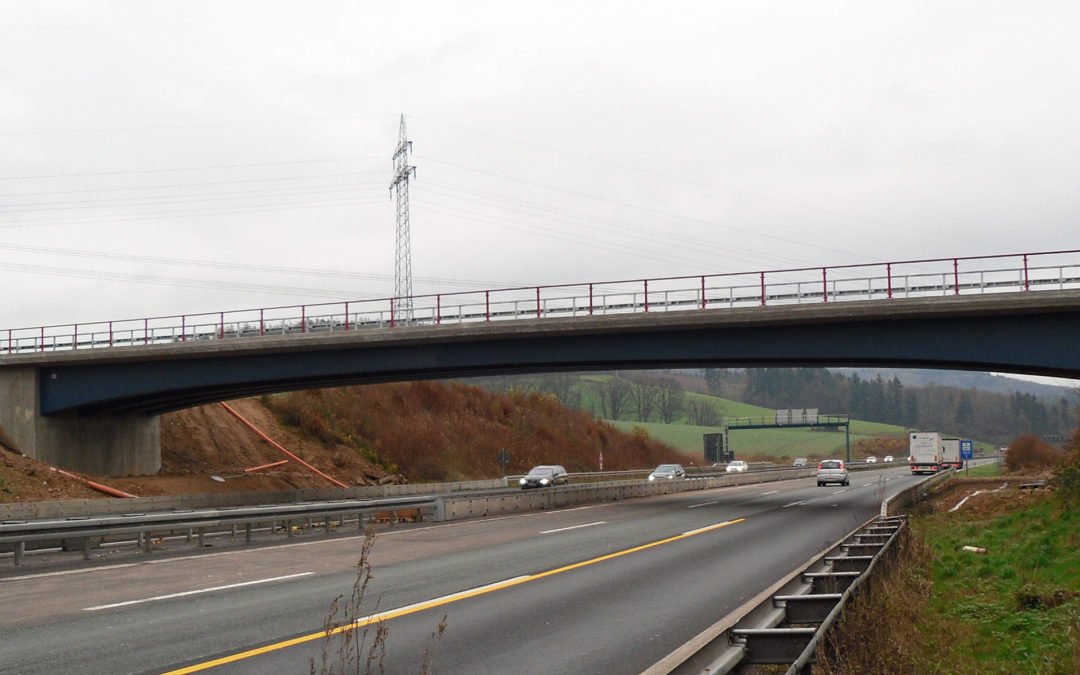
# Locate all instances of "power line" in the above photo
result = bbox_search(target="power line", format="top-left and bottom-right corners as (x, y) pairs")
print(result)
(0, 156), (386, 181)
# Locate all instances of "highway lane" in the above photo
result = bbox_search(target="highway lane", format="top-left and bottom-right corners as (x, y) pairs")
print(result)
(2, 468), (924, 674)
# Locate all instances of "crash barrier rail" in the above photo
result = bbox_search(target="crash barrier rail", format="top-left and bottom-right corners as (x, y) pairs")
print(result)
(0, 460), (915, 567)
(3, 249), (1079, 354)
(0, 496), (436, 568)
(652, 514), (908, 674)
(0, 468), (820, 567)
(880, 466), (956, 517)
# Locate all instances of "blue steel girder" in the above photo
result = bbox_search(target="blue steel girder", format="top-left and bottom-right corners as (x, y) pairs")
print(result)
(29, 291), (1080, 416)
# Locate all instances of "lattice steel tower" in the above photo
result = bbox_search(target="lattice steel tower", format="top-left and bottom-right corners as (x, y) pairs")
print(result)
(390, 114), (416, 321)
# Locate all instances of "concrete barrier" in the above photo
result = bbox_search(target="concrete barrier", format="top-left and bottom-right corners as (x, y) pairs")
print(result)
(0, 471), (815, 521)
(436, 470), (813, 522)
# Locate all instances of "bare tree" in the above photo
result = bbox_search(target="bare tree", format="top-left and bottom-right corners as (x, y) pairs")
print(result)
(627, 376), (660, 422)
(539, 373), (578, 408)
(594, 377), (632, 420)
(687, 398), (722, 426)
(656, 378), (687, 423)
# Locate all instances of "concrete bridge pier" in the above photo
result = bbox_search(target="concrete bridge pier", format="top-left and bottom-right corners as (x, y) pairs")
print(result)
(0, 367), (160, 476)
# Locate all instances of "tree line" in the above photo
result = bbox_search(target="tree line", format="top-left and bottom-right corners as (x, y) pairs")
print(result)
(734, 368), (1077, 444)
(470, 368), (1078, 444)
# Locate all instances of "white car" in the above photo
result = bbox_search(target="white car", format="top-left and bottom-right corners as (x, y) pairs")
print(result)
(866, 456), (877, 464)
(883, 455), (894, 463)
(726, 460), (748, 473)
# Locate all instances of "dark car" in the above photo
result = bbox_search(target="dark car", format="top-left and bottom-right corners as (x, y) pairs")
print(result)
(519, 465), (569, 489)
(648, 463), (686, 481)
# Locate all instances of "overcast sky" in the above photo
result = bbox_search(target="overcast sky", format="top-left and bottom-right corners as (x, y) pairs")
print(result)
(2, 1), (1079, 342)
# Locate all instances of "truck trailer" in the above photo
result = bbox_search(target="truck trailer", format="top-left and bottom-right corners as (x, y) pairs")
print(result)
(941, 438), (964, 470)
(909, 432), (943, 475)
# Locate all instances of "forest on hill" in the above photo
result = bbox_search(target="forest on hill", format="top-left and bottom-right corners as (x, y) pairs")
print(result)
(470, 367), (1078, 446)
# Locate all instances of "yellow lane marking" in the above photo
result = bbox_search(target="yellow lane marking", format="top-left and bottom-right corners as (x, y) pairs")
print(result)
(163, 518), (745, 674)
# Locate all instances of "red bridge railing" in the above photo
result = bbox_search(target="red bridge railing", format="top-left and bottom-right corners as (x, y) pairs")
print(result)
(3, 249), (1079, 355)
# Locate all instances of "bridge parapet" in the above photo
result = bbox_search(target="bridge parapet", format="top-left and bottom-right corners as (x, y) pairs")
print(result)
(3, 250), (1079, 356)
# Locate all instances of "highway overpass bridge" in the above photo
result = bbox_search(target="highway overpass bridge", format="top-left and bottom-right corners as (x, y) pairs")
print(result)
(1, 251), (1079, 475)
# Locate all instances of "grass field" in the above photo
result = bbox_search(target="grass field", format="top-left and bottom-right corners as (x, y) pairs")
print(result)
(605, 418), (908, 460)
(915, 491), (1080, 670)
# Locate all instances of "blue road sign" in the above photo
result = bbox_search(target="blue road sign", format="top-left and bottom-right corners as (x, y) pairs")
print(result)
(960, 440), (974, 459)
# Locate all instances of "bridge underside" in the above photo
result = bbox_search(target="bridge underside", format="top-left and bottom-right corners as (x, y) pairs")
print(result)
(2, 291), (1078, 475)
(35, 297), (1080, 416)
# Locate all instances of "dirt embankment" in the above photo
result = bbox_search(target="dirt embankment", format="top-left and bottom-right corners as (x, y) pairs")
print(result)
(1, 381), (689, 504)
(0, 398), (388, 503)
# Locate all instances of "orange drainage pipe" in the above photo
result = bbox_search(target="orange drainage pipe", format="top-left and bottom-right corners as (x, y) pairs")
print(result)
(220, 402), (349, 488)
(53, 467), (137, 498)
(244, 459), (289, 473)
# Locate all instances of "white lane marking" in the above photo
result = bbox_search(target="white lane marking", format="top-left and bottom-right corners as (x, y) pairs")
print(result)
(83, 572), (314, 611)
(862, 483), (873, 487)
(687, 501), (719, 509)
(832, 489), (848, 494)
(782, 501), (807, 508)
(759, 490), (778, 496)
(541, 521), (606, 534)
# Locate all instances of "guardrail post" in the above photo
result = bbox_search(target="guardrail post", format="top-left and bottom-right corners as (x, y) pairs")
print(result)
(1023, 253), (1030, 290)
(344, 303), (349, 331)
(589, 284), (594, 315)
(259, 309), (265, 336)
(301, 306), (306, 333)
(485, 291), (490, 321)
(760, 272), (767, 306)
(886, 263), (893, 298)
(822, 268), (828, 302)
(108, 321), (113, 347)
(6, 328), (11, 354)
(39, 326), (44, 352)
(390, 299), (395, 327)
(14, 541), (24, 566)
(536, 287), (541, 318)
(181, 316), (186, 342)
(73, 324), (78, 350)
(436, 295), (442, 324)
(701, 275), (706, 309)
(953, 259), (960, 294)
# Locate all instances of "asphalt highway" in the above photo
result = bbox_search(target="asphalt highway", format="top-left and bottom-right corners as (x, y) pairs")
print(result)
(2, 467), (928, 674)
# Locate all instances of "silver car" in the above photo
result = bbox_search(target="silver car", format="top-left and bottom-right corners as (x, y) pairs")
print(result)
(726, 460), (748, 473)
(649, 464), (686, 480)
(816, 459), (849, 486)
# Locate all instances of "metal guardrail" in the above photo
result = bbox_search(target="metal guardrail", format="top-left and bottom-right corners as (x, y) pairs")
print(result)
(2, 249), (1079, 354)
(656, 514), (908, 674)
(0, 495), (436, 567)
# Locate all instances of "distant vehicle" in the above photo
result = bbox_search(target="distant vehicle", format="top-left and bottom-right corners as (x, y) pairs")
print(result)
(909, 432), (943, 475)
(817, 459), (849, 486)
(649, 464), (686, 481)
(865, 456), (877, 464)
(519, 465), (569, 489)
(883, 455), (894, 463)
(726, 460), (749, 473)
(792, 458), (808, 468)
(941, 438), (964, 470)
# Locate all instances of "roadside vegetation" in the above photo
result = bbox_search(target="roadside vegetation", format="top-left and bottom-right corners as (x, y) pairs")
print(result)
(818, 424), (1080, 673)
(261, 381), (688, 482)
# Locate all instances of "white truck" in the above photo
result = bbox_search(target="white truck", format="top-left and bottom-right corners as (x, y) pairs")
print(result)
(909, 432), (943, 475)
(941, 438), (964, 470)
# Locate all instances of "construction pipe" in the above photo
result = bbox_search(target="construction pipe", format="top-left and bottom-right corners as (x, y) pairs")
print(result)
(244, 459), (289, 473)
(52, 467), (137, 498)
(220, 402), (349, 488)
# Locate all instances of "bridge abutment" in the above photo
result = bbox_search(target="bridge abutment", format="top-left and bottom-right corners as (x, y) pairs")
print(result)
(0, 367), (160, 476)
